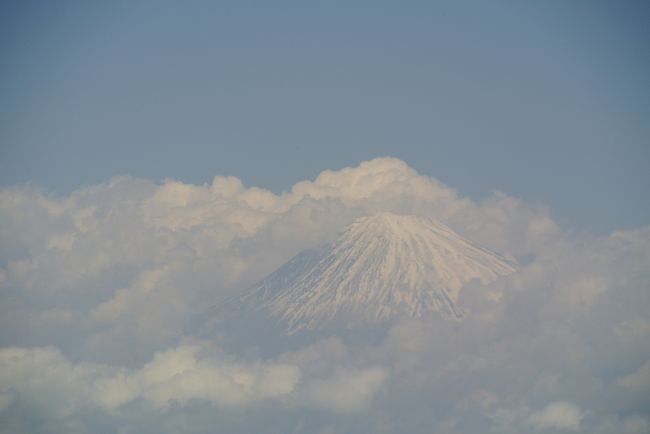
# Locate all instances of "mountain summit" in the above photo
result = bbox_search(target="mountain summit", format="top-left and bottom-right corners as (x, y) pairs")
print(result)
(237, 212), (516, 333)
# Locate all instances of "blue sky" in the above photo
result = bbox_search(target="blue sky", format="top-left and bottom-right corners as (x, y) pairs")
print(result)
(1, 0), (648, 232)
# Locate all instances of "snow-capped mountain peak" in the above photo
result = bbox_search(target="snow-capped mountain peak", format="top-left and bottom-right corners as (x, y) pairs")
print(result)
(238, 212), (516, 332)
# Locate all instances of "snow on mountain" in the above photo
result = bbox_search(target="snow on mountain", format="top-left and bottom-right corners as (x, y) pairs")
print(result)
(236, 212), (516, 333)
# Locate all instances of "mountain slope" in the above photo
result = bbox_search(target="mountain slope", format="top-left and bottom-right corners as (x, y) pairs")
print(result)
(238, 212), (516, 332)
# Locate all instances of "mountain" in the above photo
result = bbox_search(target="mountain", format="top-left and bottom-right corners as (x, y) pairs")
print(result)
(234, 212), (516, 333)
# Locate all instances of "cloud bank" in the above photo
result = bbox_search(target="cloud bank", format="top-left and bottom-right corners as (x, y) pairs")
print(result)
(0, 158), (648, 433)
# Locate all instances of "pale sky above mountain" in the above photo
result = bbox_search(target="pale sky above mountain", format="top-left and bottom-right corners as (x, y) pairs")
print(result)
(0, 2), (649, 434)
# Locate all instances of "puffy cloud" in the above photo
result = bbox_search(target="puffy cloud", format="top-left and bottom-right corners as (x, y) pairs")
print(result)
(615, 319), (650, 343)
(0, 158), (648, 433)
(0, 157), (552, 291)
(0, 346), (97, 419)
(94, 345), (301, 410)
(0, 344), (300, 414)
(527, 401), (584, 431)
(0, 342), (390, 426)
(616, 359), (650, 391)
(306, 366), (388, 413)
(590, 415), (650, 434)
(486, 402), (584, 434)
(1, 158), (548, 360)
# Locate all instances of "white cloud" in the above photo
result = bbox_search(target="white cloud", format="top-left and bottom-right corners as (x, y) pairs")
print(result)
(0, 342), (390, 426)
(527, 401), (584, 431)
(591, 415), (650, 434)
(0, 157), (648, 433)
(306, 366), (388, 413)
(0, 344), (301, 415)
(561, 277), (607, 308)
(1, 157), (554, 359)
(615, 319), (650, 342)
(616, 359), (650, 391)
(96, 345), (301, 409)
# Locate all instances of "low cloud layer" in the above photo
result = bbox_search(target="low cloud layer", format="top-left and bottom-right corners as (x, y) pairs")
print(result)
(0, 158), (648, 433)
(0, 343), (387, 416)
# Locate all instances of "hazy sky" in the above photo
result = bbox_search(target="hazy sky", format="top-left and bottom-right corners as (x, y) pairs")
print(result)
(1, 5), (649, 432)
(1, 0), (648, 232)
